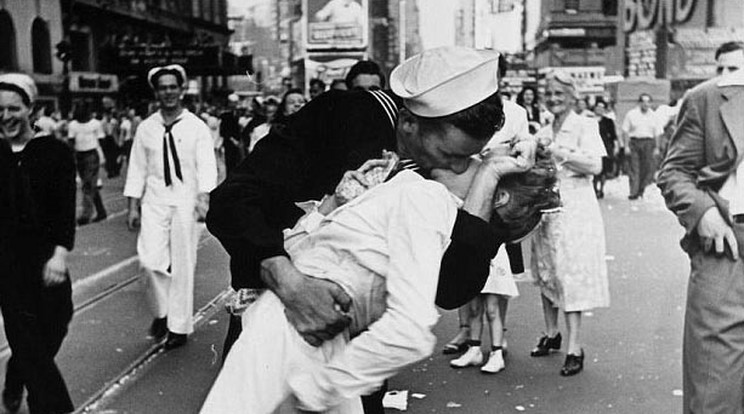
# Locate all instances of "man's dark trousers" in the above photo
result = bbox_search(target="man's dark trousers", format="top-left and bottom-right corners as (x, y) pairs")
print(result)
(683, 223), (744, 414)
(628, 138), (656, 197)
(0, 255), (74, 414)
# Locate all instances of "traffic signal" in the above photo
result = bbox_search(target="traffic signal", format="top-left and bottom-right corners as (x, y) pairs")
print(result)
(55, 40), (71, 62)
(238, 54), (254, 75)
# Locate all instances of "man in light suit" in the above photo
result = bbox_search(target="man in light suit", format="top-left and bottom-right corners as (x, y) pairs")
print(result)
(657, 68), (744, 413)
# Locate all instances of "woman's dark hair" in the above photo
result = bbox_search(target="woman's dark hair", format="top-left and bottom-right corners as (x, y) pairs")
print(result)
(272, 88), (305, 125)
(309, 78), (326, 89)
(418, 91), (504, 142)
(489, 145), (561, 242)
(516, 87), (537, 108)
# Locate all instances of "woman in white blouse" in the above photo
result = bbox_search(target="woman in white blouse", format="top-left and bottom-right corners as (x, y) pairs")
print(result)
(67, 103), (107, 225)
(529, 71), (610, 376)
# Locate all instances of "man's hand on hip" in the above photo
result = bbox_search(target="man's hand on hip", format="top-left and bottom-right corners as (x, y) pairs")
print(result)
(697, 207), (739, 261)
(261, 256), (352, 346)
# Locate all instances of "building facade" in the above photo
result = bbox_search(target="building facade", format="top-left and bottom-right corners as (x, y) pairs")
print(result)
(228, 0), (420, 94)
(0, 0), (65, 106)
(622, 0), (744, 98)
(517, 0), (619, 100)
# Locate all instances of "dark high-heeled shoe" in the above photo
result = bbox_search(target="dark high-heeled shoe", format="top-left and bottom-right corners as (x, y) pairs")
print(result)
(560, 349), (585, 376)
(530, 332), (562, 357)
(442, 325), (470, 355)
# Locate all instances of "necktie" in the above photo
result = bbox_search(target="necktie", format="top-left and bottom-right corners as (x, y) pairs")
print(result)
(163, 119), (183, 186)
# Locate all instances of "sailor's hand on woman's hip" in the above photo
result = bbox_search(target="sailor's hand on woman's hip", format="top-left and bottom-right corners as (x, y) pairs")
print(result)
(261, 256), (352, 347)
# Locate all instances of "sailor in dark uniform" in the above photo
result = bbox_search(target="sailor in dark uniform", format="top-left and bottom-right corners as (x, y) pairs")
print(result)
(206, 46), (537, 413)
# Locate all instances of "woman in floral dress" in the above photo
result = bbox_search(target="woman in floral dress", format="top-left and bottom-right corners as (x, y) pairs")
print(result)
(530, 71), (610, 376)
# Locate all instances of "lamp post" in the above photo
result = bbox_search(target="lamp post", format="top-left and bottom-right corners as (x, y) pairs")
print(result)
(57, 0), (75, 116)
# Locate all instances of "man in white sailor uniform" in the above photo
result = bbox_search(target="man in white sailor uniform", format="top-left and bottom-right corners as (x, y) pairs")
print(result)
(124, 64), (217, 350)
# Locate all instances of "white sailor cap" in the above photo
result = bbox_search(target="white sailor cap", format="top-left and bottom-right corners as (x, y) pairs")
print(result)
(390, 46), (501, 118)
(147, 64), (187, 89)
(0, 73), (38, 106)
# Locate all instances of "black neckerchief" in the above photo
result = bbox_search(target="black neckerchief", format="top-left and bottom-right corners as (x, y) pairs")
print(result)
(162, 119), (183, 186)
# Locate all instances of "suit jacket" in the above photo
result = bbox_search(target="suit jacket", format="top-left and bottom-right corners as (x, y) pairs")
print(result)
(657, 71), (744, 253)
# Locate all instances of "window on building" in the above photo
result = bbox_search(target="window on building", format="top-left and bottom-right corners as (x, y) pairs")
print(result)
(32, 19), (53, 74)
(565, 0), (579, 13)
(0, 10), (18, 71)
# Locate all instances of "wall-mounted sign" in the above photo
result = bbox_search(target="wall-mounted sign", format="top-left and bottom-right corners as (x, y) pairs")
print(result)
(548, 28), (586, 37)
(624, 0), (696, 33)
(539, 66), (607, 94)
(304, 0), (368, 50)
(69, 72), (119, 93)
(114, 45), (221, 75)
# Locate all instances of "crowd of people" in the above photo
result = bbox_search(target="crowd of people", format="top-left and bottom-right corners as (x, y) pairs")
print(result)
(0, 39), (743, 414)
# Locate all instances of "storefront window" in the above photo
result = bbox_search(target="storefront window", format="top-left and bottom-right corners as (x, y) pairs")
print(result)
(0, 10), (18, 71)
(32, 18), (53, 74)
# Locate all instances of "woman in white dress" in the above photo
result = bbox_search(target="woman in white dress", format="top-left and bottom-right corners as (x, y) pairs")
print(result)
(200, 149), (559, 413)
(529, 70), (610, 376)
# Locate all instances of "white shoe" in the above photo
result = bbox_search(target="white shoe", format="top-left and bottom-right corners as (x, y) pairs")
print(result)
(480, 349), (505, 374)
(450, 345), (483, 368)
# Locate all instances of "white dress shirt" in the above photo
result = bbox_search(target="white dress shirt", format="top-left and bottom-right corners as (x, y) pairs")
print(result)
(284, 170), (459, 411)
(716, 69), (744, 215)
(621, 107), (660, 139)
(123, 110), (217, 206)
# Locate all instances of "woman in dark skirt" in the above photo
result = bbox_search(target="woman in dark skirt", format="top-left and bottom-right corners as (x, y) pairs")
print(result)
(592, 100), (618, 199)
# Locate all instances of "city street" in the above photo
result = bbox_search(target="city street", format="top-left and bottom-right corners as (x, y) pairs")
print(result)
(0, 174), (689, 413)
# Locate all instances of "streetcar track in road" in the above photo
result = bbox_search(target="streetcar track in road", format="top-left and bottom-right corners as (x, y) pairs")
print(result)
(77, 288), (233, 414)
(74, 233), (214, 315)
(0, 233), (215, 358)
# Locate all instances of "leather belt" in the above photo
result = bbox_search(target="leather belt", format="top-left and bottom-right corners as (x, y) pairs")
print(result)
(733, 214), (744, 224)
